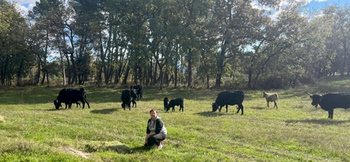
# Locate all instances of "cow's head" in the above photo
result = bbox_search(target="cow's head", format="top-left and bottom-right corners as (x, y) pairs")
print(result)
(53, 100), (62, 110)
(164, 97), (169, 106)
(212, 103), (218, 112)
(130, 89), (137, 98)
(165, 102), (172, 111)
(309, 94), (322, 107)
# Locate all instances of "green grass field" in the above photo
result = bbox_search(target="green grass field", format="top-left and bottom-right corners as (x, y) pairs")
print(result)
(1, 78), (350, 161)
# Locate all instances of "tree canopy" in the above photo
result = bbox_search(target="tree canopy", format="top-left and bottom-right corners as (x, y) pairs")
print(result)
(1, 0), (349, 89)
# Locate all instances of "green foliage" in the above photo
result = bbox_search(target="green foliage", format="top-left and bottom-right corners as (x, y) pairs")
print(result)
(1, 78), (350, 160)
(2, 0), (350, 89)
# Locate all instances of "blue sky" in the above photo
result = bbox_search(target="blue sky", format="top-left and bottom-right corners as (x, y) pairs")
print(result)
(305, 0), (349, 10)
(6, 0), (349, 17)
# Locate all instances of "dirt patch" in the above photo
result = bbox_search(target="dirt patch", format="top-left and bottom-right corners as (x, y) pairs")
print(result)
(84, 141), (132, 154)
(63, 147), (89, 159)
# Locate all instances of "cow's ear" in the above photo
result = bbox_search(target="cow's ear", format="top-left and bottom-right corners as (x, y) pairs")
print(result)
(308, 93), (312, 98)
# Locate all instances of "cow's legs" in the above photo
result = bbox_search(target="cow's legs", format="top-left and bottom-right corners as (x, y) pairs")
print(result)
(84, 99), (90, 108)
(267, 101), (269, 107)
(236, 103), (244, 115)
(328, 109), (334, 119)
(132, 100), (136, 108)
(179, 105), (184, 112)
(274, 101), (278, 109)
(226, 105), (228, 112)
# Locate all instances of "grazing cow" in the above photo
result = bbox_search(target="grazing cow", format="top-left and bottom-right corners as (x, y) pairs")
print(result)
(212, 91), (244, 115)
(130, 85), (143, 100)
(56, 101), (81, 109)
(163, 97), (169, 110)
(72, 101), (81, 108)
(53, 88), (90, 110)
(121, 90), (137, 110)
(166, 98), (184, 112)
(263, 92), (278, 109)
(310, 93), (350, 119)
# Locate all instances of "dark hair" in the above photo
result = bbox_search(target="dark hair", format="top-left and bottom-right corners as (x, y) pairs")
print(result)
(149, 109), (157, 113)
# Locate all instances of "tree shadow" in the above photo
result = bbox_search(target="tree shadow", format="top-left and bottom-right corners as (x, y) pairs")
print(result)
(195, 111), (235, 117)
(90, 108), (118, 114)
(285, 118), (350, 125)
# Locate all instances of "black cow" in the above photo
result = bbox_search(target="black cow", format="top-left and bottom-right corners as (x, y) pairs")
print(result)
(130, 85), (143, 100)
(53, 88), (90, 110)
(212, 91), (244, 115)
(72, 101), (81, 108)
(166, 98), (184, 112)
(310, 93), (350, 119)
(121, 90), (137, 110)
(164, 97), (169, 110)
(57, 101), (81, 108)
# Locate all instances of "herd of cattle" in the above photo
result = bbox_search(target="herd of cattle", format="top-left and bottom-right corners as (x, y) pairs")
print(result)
(53, 86), (350, 119)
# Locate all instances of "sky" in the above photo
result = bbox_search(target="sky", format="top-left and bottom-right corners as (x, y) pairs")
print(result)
(305, 0), (349, 10)
(5, 0), (350, 18)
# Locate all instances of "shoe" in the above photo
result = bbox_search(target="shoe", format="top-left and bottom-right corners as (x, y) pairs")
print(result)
(157, 144), (163, 150)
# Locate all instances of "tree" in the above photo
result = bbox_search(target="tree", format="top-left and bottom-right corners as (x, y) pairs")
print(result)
(0, 1), (34, 86)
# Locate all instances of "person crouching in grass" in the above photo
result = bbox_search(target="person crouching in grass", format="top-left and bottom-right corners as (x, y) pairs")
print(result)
(144, 109), (167, 150)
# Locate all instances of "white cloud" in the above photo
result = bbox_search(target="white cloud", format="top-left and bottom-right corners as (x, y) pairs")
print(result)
(6, 0), (38, 4)
(5, 0), (38, 17)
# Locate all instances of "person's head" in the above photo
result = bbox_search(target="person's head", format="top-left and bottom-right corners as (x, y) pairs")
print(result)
(149, 109), (157, 120)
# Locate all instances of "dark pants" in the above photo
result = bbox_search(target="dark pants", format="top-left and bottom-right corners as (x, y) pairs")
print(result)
(147, 133), (166, 146)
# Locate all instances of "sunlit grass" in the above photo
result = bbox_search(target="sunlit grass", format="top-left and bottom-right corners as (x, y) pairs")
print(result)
(1, 79), (350, 161)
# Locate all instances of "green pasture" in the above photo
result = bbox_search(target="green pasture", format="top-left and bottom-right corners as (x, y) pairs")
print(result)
(1, 78), (350, 161)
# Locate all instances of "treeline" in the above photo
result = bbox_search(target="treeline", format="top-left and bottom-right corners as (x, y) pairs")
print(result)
(0, 0), (349, 89)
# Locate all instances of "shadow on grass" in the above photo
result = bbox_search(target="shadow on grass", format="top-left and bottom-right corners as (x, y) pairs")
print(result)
(195, 111), (236, 117)
(44, 108), (72, 111)
(285, 119), (350, 125)
(131, 145), (154, 153)
(90, 108), (118, 114)
(250, 106), (266, 110)
(104, 145), (134, 154)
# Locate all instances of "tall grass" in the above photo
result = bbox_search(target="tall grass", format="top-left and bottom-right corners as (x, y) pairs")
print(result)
(0, 79), (350, 161)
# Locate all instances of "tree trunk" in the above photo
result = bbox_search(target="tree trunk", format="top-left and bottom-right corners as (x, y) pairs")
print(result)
(148, 61), (152, 86)
(215, 41), (227, 88)
(70, 53), (77, 84)
(114, 64), (122, 84)
(153, 52), (159, 86)
(174, 65), (178, 88)
(1, 57), (8, 86)
(34, 59), (40, 85)
(159, 69), (163, 90)
(122, 65), (130, 84)
(206, 74), (210, 89)
(16, 58), (24, 86)
(187, 49), (192, 87)
(59, 50), (66, 86)
(247, 69), (253, 89)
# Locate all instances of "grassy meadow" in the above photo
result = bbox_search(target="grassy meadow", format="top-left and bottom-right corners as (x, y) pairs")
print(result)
(1, 78), (350, 161)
